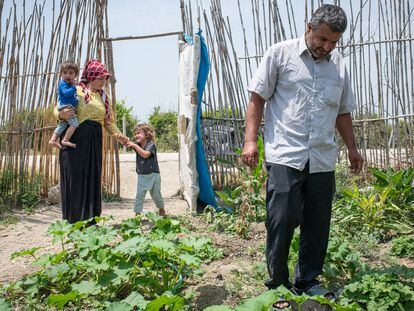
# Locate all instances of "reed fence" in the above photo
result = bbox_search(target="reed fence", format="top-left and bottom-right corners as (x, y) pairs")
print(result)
(0, 0), (120, 206)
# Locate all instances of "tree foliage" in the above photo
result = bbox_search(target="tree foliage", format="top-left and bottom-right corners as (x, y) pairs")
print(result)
(115, 99), (139, 140)
(148, 106), (178, 152)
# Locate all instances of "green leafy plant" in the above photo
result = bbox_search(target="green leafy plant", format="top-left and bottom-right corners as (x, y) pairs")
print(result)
(340, 273), (414, 310)
(202, 205), (237, 234)
(204, 273), (414, 311)
(369, 167), (414, 208)
(390, 235), (414, 258)
(19, 175), (43, 212)
(2, 214), (219, 309)
(0, 169), (44, 214)
(334, 184), (411, 237)
(213, 136), (267, 238)
(0, 298), (12, 311)
(202, 204), (253, 238)
(204, 287), (357, 310)
(216, 186), (243, 211)
(323, 233), (366, 283)
(286, 230), (300, 277)
(234, 135), (267, 221)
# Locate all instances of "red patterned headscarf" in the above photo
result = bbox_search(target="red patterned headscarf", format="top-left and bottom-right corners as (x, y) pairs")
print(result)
(79, 59), (111, 124)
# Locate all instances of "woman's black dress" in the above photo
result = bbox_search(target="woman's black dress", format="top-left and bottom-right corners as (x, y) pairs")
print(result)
(59, 120), (102, 223)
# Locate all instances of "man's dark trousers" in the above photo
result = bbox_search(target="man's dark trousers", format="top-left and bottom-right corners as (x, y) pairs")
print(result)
(264, 162), (335, 291)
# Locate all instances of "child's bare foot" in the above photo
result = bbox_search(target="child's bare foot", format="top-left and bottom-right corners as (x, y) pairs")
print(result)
(61, 140), (76, 148)
(49, 139), (61, 149)
(158, 208), (166, 217)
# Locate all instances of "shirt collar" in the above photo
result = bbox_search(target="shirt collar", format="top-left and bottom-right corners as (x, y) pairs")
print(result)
(299, 35), (309, 56)
(299, 34), (332, 61)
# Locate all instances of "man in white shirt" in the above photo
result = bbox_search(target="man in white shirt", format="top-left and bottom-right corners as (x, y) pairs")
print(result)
(242, 4), (363, 304)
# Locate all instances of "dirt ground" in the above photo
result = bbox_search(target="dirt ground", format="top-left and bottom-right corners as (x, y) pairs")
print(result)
(0, 152), (267, 310)
(118, 152), (181, 199)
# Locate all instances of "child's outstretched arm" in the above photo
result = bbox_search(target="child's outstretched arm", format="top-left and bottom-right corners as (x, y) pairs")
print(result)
(126, 141), (151, 158)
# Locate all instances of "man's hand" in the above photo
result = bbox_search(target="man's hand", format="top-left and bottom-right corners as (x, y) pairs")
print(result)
(242, 141), (259, 168)
(336, 113), (363, 174)
(59, 107), (75, 120)
(348, 148), (363, 174)
(242, 93), (265, 169)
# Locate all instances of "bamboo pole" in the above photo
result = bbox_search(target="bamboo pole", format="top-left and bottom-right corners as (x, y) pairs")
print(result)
(103, 31), (183, 42)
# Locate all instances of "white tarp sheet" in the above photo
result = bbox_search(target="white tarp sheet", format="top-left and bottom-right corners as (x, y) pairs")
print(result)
(178, 35), (200, 212)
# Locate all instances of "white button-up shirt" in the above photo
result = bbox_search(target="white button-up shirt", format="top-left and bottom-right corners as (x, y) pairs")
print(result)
(247, 36), (356, 173)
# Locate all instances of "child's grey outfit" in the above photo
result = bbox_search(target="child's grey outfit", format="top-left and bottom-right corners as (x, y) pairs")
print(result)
(54, 80), (79, 136)
(134, 141), (164, 214)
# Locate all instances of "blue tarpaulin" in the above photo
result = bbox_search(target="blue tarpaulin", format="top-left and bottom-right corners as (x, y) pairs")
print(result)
(194, 30), (217, 208)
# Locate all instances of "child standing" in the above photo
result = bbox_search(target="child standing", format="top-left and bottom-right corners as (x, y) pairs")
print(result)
(127, 124), (166, 216)
(49, 61), (79, 149)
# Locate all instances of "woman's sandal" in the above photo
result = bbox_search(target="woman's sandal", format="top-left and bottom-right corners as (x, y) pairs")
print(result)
(158, 208), (166, 217)
(305, 284), (336, 300)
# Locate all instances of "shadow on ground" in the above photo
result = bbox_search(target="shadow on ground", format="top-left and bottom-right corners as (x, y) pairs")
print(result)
(194, 284), (229, 309)
(292, 299), (333, 311)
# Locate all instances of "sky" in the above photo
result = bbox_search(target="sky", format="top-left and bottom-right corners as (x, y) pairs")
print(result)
(107, 1), (183, 121)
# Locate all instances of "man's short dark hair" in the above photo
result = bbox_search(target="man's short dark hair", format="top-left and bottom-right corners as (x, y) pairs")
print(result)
(309, 4), (347, 33)
(60, 61), (79, 75)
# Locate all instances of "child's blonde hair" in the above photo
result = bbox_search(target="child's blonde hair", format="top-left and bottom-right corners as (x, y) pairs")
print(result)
(134, 124), (156, 142)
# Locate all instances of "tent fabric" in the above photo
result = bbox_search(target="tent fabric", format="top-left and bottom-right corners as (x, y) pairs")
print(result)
(194, 30), (217, 208)
(178, 30), (217, 212)
(178, 34), (200, 212)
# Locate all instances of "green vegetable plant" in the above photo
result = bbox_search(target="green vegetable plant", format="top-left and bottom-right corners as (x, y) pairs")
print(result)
(369, 167), (414, 208)
(202, 205), (237, 234)
(213, 136), (267, 238)
(390, 235), (414, 259)
(203, 287), (358, 310)
(323, 233), (366, 284)
(1, 214), (219, 310)
(334, 184), (411, 237)
(340, 273), (414, 310)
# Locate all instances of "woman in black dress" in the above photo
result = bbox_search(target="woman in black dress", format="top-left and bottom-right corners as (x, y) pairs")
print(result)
(56, 59), (128, 223)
